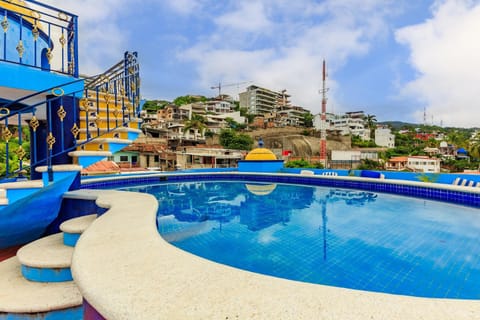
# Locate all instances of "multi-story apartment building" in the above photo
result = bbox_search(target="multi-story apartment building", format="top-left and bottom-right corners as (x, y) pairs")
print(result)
(157, 104), (183, 122)
(204, 100), (233, 114)
(239, 85), (291, 115)
(314, 111), (370, 140)
(375, 127), (395, 148)
(277, 105), (309, 127)
(180, 102), (207, 119)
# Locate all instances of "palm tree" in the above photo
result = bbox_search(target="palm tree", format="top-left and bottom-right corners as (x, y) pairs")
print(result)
(447, 130), (466, 149)
(468, 132), (480, 159)
(364, 114), (377, 140)
(183, 114), (206, 139)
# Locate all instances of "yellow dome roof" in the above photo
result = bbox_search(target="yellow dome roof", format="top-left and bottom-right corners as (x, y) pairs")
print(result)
(244, 148), (277, 161)
(245, 184), (277, 196)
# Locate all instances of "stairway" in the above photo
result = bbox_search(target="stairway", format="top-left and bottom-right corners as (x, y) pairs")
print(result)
(0, 214), (97, 319)
(69, 88), (142, 168)
(0, 52), (142, 227)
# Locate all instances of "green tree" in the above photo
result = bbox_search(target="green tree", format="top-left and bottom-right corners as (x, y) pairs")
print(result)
(225, 117), (237, 129)
(142, 100), (169, 113)
(0, 139), (21, 177)
(173, 95), (207, 106)
(219, 129), (253, 150)
(468, 132), (480, 159)
(285, 159), (324, 169)
(364, 114), (377, 139)
(351, 135), (376, 148)
(183, 114), (206, 137)
(303, 112), (314, 127)
(446, 130), (469, 148)
(358, 159), (383, 170)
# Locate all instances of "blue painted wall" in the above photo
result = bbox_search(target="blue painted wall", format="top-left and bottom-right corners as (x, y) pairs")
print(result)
(238, 160), (284, 173)
(0, 61), (82, 95)
(1, 15), (49, 68)
(0, 174), (79, 249)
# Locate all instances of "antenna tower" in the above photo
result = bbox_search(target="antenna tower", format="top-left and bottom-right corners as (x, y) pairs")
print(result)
(319, 60), (328, 167)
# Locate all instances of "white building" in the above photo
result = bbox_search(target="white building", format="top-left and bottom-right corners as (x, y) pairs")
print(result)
(407, 156), (441, 173)
(239, 85), (290, 115)
(386, 156), (441, 173)
(179, 102), (207, 119)
(205, 111), (246, 134)
(330, 150), (379, 169)
(176, 147), (244, 169)
(314, 111), (370, 140)
(375, 127), (395, 148)
(204, 100), (233, 114)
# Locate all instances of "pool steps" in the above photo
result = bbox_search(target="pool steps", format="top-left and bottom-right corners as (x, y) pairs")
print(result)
(17, 233), (74, 282)
(0, 214), (97, 319)
(60, 214), (98, 247)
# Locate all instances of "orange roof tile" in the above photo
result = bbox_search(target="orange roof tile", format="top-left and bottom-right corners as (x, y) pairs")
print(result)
(82, 161), (120, 174)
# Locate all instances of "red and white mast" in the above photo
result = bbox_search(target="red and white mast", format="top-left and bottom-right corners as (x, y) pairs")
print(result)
(320, 60), (328, 167)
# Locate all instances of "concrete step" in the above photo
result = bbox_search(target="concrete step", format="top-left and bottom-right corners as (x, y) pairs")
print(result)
(68, 150), (112, 168)
(0, 256), (82, 318)
(80, 108), (134, 119)
(0, 180), (44, 206)
(76, 138), (133, 153)
(16, 233), (73, 282)
(0, 189), (8, 205)
(60, 214), (98, 247)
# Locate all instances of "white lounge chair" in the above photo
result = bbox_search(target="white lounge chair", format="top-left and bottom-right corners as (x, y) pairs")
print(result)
(300, 170), (315, 176)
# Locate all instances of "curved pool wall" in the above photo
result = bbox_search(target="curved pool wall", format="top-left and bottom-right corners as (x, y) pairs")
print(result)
(71, 171), (480, 319)
(81, 167), (480, 186)
(280, 168), (480, 185)
(81, 171), (480, 208)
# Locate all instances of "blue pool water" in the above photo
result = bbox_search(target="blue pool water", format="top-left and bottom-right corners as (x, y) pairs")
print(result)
(123, 180), (480, 299)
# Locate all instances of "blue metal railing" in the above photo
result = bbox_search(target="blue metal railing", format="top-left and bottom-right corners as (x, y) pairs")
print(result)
(0, 0), (79, 76)
(0, 52), (140, 180)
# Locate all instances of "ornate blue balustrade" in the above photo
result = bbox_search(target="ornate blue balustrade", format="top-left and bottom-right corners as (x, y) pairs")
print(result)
(0, 52), (141, 181)
(0, 0), (78, 76)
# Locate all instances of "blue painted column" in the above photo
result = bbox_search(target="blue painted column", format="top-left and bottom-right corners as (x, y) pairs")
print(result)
(28, 119), (48, 180)
(49, 95), (78, 166)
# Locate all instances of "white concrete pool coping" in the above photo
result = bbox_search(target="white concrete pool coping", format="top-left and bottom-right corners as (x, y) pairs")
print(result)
(71, 175), (480, 319)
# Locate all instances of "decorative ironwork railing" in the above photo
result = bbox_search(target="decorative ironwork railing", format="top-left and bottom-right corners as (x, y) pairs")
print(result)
(0, 0), (78, 76)
(84, 51), (140, 114)
(0, 52), (140, 180)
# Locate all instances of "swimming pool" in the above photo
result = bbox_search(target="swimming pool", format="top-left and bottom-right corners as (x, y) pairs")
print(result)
(120, 180), (480, 299)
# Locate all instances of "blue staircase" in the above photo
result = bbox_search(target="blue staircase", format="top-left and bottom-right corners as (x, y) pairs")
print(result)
(0, 1), (142, 249)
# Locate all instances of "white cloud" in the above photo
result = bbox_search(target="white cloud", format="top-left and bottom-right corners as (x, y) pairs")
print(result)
(165, 0), (201, 16)
(214, 2), (272, 32)
(396, 0), (480, 127)
(180, 0), (391, 112)
(40, 0), (135, 75)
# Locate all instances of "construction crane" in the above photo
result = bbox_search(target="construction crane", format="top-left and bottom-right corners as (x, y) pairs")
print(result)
(210, 81), (252, 99)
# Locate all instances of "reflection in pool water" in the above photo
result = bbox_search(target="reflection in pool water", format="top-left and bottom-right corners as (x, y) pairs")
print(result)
(123, 181), (480, 299)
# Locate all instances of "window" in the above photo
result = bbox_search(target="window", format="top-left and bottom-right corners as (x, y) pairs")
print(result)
(120, 155), (128, 162)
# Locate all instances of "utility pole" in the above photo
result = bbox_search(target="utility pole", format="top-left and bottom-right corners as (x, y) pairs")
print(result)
(319, 60), (328, 168)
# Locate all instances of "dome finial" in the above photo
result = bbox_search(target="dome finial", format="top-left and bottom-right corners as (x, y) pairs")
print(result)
(258, 137), (264, 148)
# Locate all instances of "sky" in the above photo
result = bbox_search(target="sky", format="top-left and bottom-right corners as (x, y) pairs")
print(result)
(42, 0), (480, 128)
